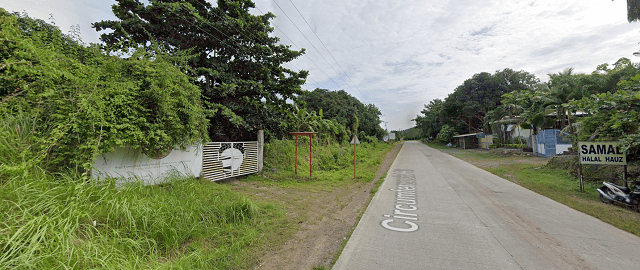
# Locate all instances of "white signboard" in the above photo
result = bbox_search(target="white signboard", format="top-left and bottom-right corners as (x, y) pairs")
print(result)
(92, 145), (202, 185)
(578, 142), (626, 165)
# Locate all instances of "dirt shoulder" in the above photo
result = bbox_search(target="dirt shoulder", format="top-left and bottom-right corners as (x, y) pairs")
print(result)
(434, 146), (549, 168)
(233, 142), (403, 270)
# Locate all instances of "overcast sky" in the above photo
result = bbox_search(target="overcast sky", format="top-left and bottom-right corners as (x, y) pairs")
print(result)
(2, 0), (639, 131)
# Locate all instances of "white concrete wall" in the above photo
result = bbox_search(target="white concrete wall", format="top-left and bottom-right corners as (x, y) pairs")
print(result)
(92, 145), (202, 185)
(556, 144), (571, 155)
(536, 144), (572, 156)
(537, 144), (545, 155)
(509, 126), (532, 145)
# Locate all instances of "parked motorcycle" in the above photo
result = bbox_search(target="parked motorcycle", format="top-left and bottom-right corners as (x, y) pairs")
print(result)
(597, 180), (640, 212)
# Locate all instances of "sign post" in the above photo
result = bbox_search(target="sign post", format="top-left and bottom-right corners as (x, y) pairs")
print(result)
(578, 141), (627, 192)
(350, 135), (360, 179)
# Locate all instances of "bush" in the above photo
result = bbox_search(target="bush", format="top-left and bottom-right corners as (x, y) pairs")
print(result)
(503, 144), (526, 149)
(0, 11), (208, 173)
(436, 124), (456, 144)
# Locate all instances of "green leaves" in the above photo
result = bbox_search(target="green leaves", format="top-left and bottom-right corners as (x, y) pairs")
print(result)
(93, 0), (308, 140)
(297, 89), (384, 141)
(1, 11), (208, 172)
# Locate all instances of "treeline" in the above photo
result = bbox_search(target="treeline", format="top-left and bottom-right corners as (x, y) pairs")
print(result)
(0, 1), (383, 174)
(415, 59), (640, 157)
(91, 0), (383, 142)
(0, 4), (384, 268)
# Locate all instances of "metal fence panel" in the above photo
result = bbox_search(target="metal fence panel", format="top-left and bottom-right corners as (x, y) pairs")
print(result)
(202, 142), (259, 181)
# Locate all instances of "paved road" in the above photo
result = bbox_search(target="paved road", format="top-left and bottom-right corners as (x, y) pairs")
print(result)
(334, 141), (640, 269)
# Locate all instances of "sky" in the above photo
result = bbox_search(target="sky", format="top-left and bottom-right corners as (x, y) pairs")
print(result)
(2, 0), (639, 131)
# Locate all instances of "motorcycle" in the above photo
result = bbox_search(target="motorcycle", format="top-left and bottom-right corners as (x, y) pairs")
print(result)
(597, 180), (640, 212)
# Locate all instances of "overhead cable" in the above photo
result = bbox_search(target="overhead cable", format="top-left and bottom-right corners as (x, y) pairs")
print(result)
(270, 0), (361, 99)
(286, 0), (368, 102)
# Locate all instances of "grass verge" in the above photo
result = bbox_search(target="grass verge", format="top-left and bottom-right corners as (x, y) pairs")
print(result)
(433, 144), (640, 238)
(1, 111), (395, 269)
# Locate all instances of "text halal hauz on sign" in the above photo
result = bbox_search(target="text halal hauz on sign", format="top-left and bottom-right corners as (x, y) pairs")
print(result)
(578, 142), (626, 165)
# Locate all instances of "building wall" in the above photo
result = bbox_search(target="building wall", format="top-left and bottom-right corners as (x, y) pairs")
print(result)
(508, 126), (533, 146)
(479, 135), (494, 149)
(92, 145), (202, 185)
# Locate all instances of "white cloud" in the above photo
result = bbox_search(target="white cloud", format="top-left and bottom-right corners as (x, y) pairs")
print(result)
(3, 0), (639, 131)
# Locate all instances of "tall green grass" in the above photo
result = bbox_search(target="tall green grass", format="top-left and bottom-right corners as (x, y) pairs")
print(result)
(0, 112), (394, 268)
(260, 138), (393, 187)
(0, 113), (276, 269)
(0, 173), (271, 269)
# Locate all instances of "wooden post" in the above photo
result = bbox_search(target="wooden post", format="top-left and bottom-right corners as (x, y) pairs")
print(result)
(294, 135), (298, 175)
(579, 163), (584, 192)
(624, 165), (628, 188)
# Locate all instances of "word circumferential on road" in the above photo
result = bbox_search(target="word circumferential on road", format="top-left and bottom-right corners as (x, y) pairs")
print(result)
(381, 169), (419, 232)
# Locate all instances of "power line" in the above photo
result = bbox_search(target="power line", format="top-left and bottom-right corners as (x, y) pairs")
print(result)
(286, 0), (368, 103)
(270, 0), (360, 98)
(171, 2), (339, 93)
(167, 2), (323, 95)
(254, 6), (343, 90)
(194, 1), (336, 91)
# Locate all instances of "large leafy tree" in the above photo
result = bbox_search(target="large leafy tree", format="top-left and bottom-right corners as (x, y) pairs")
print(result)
(440, 69), (538, 134)
(93, 0), (308, 141)
(297, 88), (384, 140)
(414, 99), (444, 139)
(567, 76), (640, 156)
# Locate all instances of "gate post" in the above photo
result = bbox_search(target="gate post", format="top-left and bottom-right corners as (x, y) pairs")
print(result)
(258, 130), (264, 172)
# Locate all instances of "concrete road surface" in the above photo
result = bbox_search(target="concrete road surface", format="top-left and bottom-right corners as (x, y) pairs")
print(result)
(334, 141), (640, 270)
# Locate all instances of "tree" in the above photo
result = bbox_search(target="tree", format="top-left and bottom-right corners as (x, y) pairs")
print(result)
(297, 88), (384, 140)
(500, 82), (555, 151)
(414, 99), (444, 139)
(1, 10), (208, 172)
(626, 0), (640, 22)
(567, 75), (640, 155)
(93, 0), (308, 140)
(435, 124), (456, 144)
(440, 69), (538, 134)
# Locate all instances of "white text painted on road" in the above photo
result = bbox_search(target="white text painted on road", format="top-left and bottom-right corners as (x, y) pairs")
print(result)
(381, 169), (419, 232)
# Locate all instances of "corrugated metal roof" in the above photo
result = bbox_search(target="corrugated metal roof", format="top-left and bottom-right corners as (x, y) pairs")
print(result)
(453, 133), (481, 138)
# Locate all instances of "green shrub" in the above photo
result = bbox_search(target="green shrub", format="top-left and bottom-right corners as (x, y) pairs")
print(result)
(503, 144), (526, 149)
(436, 124), (456, 144)
(0, 11), (208, 173)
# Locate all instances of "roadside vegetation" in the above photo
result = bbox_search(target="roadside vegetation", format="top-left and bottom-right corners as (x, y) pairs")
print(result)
(0, 110), (393, 269)
(0, 7), (392, 270)
(409, 7), (640, 236)
(429, 143), (640, 238)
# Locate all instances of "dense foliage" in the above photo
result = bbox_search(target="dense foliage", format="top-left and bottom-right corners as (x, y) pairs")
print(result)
(0, 10), (208, 172)
(0, 9), (394, 269)
(297, 88), (385, 140)
(415, 69), (538, 140)
(93, 0), (308, 141)
(415, 58), (640, 158)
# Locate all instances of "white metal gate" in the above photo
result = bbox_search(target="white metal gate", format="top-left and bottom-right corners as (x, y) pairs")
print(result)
(201, 142), (259, 181)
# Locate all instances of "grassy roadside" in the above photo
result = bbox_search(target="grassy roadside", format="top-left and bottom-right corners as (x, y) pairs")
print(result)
(0, 135), (394, 269)
(238, 140), (396, 268)
(427, 143), (640, 238)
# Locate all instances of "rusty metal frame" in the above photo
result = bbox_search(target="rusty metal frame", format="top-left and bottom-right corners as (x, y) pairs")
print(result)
(290, 132), (317, 177)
